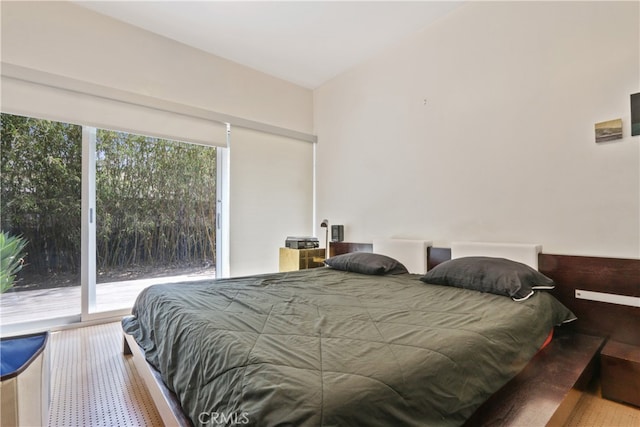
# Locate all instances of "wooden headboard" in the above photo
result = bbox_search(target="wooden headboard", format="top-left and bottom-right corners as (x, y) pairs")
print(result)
(539, 254), (640, 346)
(330, 242), (640, 346)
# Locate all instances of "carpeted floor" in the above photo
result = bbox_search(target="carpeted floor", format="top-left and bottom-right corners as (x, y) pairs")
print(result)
(48, 322), (161, 426)
(565, 377), (639, 427)
(48, 322), (640, 426)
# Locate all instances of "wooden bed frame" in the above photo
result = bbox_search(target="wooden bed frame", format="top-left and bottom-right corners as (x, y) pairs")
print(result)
(123, 243), (639, 427)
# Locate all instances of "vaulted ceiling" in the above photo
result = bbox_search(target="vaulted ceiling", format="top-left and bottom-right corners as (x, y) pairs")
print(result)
(76, 1), (463, 89)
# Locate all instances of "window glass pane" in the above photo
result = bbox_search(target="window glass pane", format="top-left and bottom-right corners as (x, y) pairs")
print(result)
(1, 113), (82, 324)
(94, 130), (216, 312)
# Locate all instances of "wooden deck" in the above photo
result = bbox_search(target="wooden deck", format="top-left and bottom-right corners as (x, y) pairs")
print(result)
(0, 271), (215, 325)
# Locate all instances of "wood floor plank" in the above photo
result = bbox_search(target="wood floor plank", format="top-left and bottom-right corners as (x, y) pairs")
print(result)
(1, 272), (214, 325)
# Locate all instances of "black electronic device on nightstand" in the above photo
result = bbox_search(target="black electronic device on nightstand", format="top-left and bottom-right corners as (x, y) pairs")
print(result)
(285, 236), (319, 249)
(331, 225), (344, 242)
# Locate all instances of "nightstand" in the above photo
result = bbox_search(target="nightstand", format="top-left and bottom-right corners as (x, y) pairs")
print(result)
(329, 242), (373, 257)
(600, 339), (640, 407)
(279, 247), (326, 272)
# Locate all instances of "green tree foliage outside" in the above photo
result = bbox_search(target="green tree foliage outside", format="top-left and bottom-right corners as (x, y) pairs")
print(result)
(96, 129), (216, 272)
(0, 231), (27, 293)
(1, 114), (82, 276)
(1, 113), (216, 289)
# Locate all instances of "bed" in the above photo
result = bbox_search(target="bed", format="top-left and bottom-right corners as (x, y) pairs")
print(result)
(122, 241), (577, 426)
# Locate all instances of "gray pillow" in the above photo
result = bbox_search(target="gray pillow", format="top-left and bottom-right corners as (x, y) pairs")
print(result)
(419, 256), (555, 301)
(324, 252), (409, 275)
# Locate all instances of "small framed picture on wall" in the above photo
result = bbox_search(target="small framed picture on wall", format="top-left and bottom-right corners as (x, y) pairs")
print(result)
(631, 93), (640, 136)
(595, 119), (623, 143)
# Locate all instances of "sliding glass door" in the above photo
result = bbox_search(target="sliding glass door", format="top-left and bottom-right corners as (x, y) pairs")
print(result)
(89, 128), (218, 316)
(1, 113), (220, 329)
(0, 114), (82, 329)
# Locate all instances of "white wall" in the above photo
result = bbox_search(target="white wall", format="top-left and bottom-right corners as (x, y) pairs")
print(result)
(314, 1), (640, 258)
(1, 1), (313, 134)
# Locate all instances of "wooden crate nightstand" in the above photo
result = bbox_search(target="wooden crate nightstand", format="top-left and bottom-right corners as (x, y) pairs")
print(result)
(600, 339), (640, 407)
(279, 248), (326, 272)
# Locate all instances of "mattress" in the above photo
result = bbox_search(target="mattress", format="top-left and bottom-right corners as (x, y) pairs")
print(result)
(122, 267), (575, 427)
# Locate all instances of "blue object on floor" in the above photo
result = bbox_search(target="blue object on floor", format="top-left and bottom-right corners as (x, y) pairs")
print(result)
(1, 332), (48, 379)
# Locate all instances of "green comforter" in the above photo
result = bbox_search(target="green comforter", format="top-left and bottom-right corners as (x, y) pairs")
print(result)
(122, 267), (575, 426)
